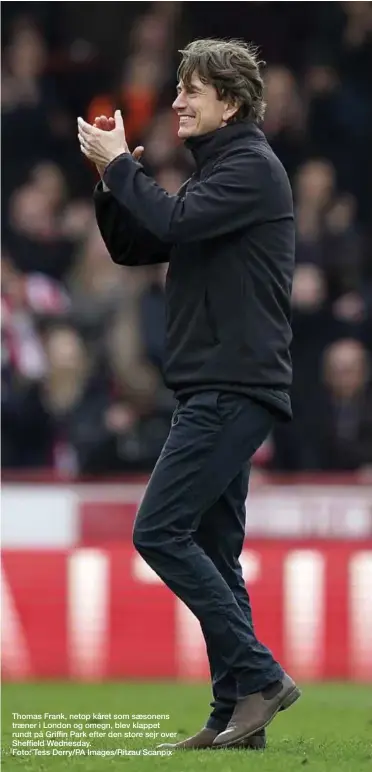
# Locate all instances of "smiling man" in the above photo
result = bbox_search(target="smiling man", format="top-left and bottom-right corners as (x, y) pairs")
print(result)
(78, 38), (300, 750)
(175, 71), (233, 138)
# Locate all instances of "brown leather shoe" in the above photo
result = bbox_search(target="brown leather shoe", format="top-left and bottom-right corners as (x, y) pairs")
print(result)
(157, 726), (266, 750)
(213, 673), (301, 748)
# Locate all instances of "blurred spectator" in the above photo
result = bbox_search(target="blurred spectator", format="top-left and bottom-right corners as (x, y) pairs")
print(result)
(316, 339), (372, 470)
(1, 21), (76, 219)
(273, 337), (372, 472)
(295, 160), (364, 298)
(37, 324), (108, 474)
(1, 253), (70, 379)
(263, 66), (307, 180)
(104, 277), (175, 471)
(295, 159), (336, 246)
(272, 264), (371, 472)
(272, 264), (332, 471)
(1, 257), (71, 468)
(67, 222), (130, 337)
(6, 162), (93, 280)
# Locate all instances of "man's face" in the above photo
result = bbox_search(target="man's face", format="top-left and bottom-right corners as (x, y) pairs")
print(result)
(172, 72), (237, 139)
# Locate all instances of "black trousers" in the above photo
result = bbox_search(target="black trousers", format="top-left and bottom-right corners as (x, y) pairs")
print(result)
(133, 391), (283, 730)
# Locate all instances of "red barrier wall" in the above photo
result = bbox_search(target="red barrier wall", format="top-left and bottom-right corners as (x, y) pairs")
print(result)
(2, 541), (372, 682)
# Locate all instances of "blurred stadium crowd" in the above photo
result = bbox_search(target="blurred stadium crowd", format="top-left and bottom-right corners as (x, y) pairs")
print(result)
(2, 2), (372, 476)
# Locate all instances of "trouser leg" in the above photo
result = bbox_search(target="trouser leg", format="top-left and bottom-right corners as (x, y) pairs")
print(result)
(133, 391), (283, 698)
(195, 464), (256, 730)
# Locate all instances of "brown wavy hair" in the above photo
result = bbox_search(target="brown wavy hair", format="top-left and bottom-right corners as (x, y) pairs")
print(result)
(177, 38), (266, 123)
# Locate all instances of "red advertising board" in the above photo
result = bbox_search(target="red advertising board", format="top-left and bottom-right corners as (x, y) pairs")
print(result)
(2, 541), (372, 682)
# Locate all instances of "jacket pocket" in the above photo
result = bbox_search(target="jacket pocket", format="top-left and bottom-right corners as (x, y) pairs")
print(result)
(216, 392), (240, 422)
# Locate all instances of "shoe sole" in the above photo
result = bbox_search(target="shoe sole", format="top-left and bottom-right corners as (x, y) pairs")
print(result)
(280, 685), (302, 711)
(158, 741), (266, 751)
(213, 685), (302, 749)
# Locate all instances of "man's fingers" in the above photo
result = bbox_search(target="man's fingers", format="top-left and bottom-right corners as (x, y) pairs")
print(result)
(100, 115), (112, 131)
(114, 109), (125, 133)
(77, 117), (94, 136)
(78, 132), (91, 156)
(104, 117), (115, 131)
(132, 146), (144, 161)
(78, 130), (89, 145)
(96, 119), (108, 130)
(79, 115), (115, 133)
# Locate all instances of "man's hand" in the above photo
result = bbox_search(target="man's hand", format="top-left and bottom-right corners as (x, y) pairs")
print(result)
(78, 110), (144, 174)
(94, 115), (115, 132)
(93, 115), (115, 178)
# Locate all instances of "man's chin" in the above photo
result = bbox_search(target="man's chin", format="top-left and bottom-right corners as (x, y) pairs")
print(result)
(178, 126), (195, 139)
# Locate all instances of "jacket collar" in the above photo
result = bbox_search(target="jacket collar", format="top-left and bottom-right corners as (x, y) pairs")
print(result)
(184, 120), (264, 168)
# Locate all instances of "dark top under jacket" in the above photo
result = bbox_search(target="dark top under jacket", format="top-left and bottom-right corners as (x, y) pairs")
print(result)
(94, 120), (295, 420)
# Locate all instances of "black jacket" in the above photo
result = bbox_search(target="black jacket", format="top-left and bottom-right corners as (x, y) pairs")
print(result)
(94, 120), (295, 419)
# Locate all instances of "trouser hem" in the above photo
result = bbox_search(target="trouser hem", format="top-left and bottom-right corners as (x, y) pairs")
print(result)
(205, 717), (229, 732)
(237, 665), (284, 699)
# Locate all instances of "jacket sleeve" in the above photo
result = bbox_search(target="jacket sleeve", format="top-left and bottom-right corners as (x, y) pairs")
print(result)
(93, 182), (170, 265)
(103, 150), (291, 244)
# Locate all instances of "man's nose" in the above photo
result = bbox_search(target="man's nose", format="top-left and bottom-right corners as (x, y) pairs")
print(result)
(172, 93), (186, 110)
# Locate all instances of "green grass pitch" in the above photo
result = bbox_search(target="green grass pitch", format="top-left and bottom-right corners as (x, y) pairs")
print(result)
(2, 682), (372, 771)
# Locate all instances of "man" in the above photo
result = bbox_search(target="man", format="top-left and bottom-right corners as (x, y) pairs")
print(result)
(78, 38), (300, 750)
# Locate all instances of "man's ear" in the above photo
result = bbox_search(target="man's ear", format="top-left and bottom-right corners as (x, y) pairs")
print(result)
(223, 99), (240, 122)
